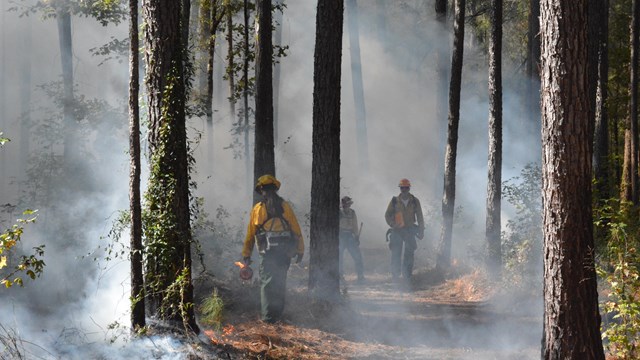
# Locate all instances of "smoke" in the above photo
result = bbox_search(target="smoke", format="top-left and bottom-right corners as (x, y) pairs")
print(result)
(0, 0), (541, 358)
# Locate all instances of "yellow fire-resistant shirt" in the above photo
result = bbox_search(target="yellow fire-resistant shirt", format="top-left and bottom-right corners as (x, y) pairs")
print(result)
(385, 193), (425, 230)
(242, 201), (304, 258)
(339, 208), (359, 235)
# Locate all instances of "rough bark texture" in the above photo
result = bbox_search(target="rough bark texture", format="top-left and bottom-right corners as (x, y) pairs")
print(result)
(128, 0), (145, 331)
(436, 0), (465, 273)
(226, 0), (236, 124)
(273, 0), (283, 145)
(485, 0), (502, 279)
(253, 0), (276, 205)
(539, 0), (605, 358)
(346, 0), (369, 173)
(142, 0), (198, 333)
(309, 0), (343, 304)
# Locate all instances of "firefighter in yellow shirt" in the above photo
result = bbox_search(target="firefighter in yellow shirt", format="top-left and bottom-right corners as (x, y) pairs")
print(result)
(339, 196), (365, 284)
(384, 178), (424, 281)
(242, 174), (304, 323)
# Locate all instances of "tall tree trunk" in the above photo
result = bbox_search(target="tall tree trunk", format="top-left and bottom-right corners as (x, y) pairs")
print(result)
(629, 0), (639, 204)
(273, 0), (283, 146)
(375, 0), (387, 50)
(253, 0), (275, 204)
(129, 0), (145, 331)
(142, 0), (199, 333)
(436, 0), (465, 273)
(346, 0), (369, 173)
(527, 0), (540, 126)
(19, 14), (32, 181)
(592, 0), (610, 250)
(434, 0), (448, 197)
(243, 0), (251, 194)
(539, 0), (605, 358)
(226, 0), (237, 125)
(485, 0), (502, 279)
(57, 7), (75, 165)
(309, 0), (343, 306)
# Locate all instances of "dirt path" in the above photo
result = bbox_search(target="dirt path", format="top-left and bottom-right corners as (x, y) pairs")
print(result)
(201, 252), (541, 359)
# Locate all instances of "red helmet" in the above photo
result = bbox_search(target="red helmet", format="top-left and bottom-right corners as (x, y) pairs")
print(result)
(398, 178), (411, 187)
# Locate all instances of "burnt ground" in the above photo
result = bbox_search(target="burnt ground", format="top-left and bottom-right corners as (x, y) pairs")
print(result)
(194, 248), (542, 360)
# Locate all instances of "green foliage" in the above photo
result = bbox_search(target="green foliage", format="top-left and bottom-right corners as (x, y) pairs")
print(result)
(199, 289), (225, 330)
(501, 163), (542, 290)
(9, 0), (127, 27)
(0, 132), (9, 147)
(595, 199), (640, 359)
(0, 210), (45, 288)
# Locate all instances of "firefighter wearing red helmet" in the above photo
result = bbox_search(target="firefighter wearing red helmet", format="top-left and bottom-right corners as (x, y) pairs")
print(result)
(384, 178), (425, 281)
(242, 174), (304, 323)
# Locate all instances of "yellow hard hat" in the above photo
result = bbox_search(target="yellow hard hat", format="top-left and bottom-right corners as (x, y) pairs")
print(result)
(398, 178), (411, 187)
(255, 174), (281, 191)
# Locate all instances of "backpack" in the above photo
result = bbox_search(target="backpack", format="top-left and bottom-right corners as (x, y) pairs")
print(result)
(255, 204), (294, 255)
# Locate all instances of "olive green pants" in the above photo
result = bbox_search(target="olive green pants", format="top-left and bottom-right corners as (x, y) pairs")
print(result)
(259, 249), (291, 323)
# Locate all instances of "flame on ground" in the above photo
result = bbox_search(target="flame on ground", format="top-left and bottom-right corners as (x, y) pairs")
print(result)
(234, 261), (246, 269)
(205, 325), (236, 345)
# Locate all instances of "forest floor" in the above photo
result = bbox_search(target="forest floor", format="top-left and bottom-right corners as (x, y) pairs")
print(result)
(193, 247), (542, 360)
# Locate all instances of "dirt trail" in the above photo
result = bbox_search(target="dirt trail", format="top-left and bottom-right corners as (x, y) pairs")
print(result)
(201, 250), (541, 359)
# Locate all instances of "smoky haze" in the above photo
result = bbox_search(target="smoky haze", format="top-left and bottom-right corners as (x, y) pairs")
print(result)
(0, 0), (541, 358)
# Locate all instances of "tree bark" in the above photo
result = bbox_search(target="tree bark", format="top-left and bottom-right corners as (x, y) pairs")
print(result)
(253, 0), (275, 204)
(346, 0), (369, 173)
(539, 0), (605, 358)
(309, 0), (343, 305)
(128, 0), (145, 331)
(436, 0), (465, 273)
(142, 0), (198, 333)
(485, 0), (502, 279)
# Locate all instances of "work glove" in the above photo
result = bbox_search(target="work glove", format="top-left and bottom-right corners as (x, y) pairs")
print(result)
(294, 253), (303, 264)
(417, 228), (424, 240)
(243, 256), (252, 266)
(355, 235), (360, 246)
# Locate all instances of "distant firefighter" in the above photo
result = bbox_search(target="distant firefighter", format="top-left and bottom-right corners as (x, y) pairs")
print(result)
(384, 178), (424, 281)
(242, 174), (304, 323)
(339, 196), (365, 284)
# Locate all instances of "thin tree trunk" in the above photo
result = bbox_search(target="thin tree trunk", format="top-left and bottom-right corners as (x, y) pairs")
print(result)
(540, 0), (605, 358)
(346, 0), (369, 173)
(129, 0), (145, 331)
(485, 0), (502, 279)
(527, 0), (540, 126)
(309, 0), (343, 306)
(226, 0), (236, 124)
(19, 15), (32, 181)
(57, 8), (75, 165)
(593, 0), (610, 202)
(273, 0), (283, 145)
(243, 0), (251, 194)
(436, 0), (465, 273)
(434, 0), (448, 198)
(629, 0), (639, 204)
(253, 0), (275, 204)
